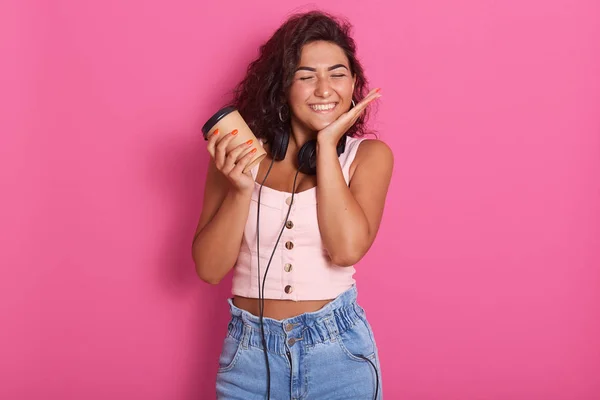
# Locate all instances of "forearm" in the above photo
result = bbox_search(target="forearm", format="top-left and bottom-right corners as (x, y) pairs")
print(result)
(315, 140), (370, 266)
(192, 189), (252, 283)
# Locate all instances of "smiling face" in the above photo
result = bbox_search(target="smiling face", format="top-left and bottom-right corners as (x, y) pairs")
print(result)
(287, 40), (356, 133)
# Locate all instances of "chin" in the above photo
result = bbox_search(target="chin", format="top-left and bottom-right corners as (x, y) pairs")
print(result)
(293, 111), (341, 133)
(309, 120), (332, 131)
(308, 114), (340, 131)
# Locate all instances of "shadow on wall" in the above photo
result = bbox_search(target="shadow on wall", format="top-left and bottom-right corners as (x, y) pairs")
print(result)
(149, 122), (233, 399)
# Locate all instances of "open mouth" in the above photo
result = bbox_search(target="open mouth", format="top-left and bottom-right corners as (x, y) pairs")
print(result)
(309, 102), (338, 113)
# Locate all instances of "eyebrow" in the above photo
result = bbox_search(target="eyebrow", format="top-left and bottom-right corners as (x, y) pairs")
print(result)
(295, 64), (349, 72)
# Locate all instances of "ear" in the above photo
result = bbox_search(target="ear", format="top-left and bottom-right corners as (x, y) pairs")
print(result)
(352, 74), (357, 90)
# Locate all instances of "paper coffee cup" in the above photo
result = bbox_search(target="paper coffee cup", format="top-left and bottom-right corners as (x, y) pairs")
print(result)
(201, 106), (267, 174)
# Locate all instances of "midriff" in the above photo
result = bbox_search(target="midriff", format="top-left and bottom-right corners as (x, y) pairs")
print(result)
(233, 296), (333, 320)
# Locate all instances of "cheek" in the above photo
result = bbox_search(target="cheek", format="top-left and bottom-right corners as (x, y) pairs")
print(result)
(334, 81), (353, 98)
(288, 84), (309, 108)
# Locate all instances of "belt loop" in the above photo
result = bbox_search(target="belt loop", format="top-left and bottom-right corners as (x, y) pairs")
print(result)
(241, 323), (251, 349)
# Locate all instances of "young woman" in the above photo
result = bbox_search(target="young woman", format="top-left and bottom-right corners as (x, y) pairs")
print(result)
(192, 10), (393, 400)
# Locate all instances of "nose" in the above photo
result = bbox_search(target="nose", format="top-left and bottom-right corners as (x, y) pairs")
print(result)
(314, 77), (331, 98)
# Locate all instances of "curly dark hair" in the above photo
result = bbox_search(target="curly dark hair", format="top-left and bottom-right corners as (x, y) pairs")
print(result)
(229, 10), (371, 150)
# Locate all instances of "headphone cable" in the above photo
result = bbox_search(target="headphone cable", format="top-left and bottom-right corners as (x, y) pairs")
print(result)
(256, 157), (300, 399)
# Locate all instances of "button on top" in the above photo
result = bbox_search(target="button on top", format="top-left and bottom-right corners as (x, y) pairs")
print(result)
(285, 323), (294, 332)
(284, 285), (293, 294)
(285, 197), (293, 206)
(284, 263), (293, 272)
(285, 220), (294, 229)
(285, 241), (294, 250)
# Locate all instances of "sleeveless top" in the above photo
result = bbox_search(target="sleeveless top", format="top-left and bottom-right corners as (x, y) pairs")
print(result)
(231, 136), (366, 301)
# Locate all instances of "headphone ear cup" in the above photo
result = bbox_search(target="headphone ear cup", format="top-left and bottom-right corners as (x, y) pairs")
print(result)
(271, 130), (289, 161)
(297, 140), (318, 175)
(296, 135), (348, 175)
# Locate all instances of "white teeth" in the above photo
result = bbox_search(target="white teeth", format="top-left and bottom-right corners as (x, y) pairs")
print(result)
(310, 103), (336, 111)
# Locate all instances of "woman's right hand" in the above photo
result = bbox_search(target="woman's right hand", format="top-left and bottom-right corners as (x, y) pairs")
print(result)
(206, 128), (257, 195)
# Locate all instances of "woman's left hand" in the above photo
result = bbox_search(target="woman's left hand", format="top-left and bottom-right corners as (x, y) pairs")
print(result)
(316, 87), (381, 146)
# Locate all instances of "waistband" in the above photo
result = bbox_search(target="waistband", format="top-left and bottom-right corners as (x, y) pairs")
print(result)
(225, 285), (365, 355)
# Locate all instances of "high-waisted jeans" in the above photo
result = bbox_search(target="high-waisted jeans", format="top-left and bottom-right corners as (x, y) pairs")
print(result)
(216, 285), (383, 399)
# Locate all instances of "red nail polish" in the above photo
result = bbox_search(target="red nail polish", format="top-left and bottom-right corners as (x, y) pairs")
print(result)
(231, 129), (238, 136)
(212, 129), (219, 136)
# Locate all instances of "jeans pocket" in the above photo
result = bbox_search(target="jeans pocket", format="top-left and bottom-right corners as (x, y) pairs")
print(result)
(217, 335), (243, 373)
(336, 317), (377, 363)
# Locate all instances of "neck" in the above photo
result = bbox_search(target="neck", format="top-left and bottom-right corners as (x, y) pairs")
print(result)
(289, 117), (317, 151)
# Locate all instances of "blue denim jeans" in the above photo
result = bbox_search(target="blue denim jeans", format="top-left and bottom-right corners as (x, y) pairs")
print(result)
(216, 285), (382, 400)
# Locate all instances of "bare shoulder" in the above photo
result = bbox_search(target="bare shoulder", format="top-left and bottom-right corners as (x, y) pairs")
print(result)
(349, 138), (394, 181)
(356, 138), (393, 162)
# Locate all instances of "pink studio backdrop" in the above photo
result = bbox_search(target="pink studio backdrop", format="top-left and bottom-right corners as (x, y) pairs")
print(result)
(1, 0), (599, 399)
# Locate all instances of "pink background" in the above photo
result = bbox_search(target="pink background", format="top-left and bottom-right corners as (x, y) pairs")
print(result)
(1, 0), (599, 399)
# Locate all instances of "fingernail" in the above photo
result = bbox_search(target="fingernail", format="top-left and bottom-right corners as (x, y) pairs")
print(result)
(231, 129), (238, 136)
(212, 129), (219, 136)
(375, 88), (381, 93)
(245, 139), (253, 146)
(250, 148), (257, 153)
